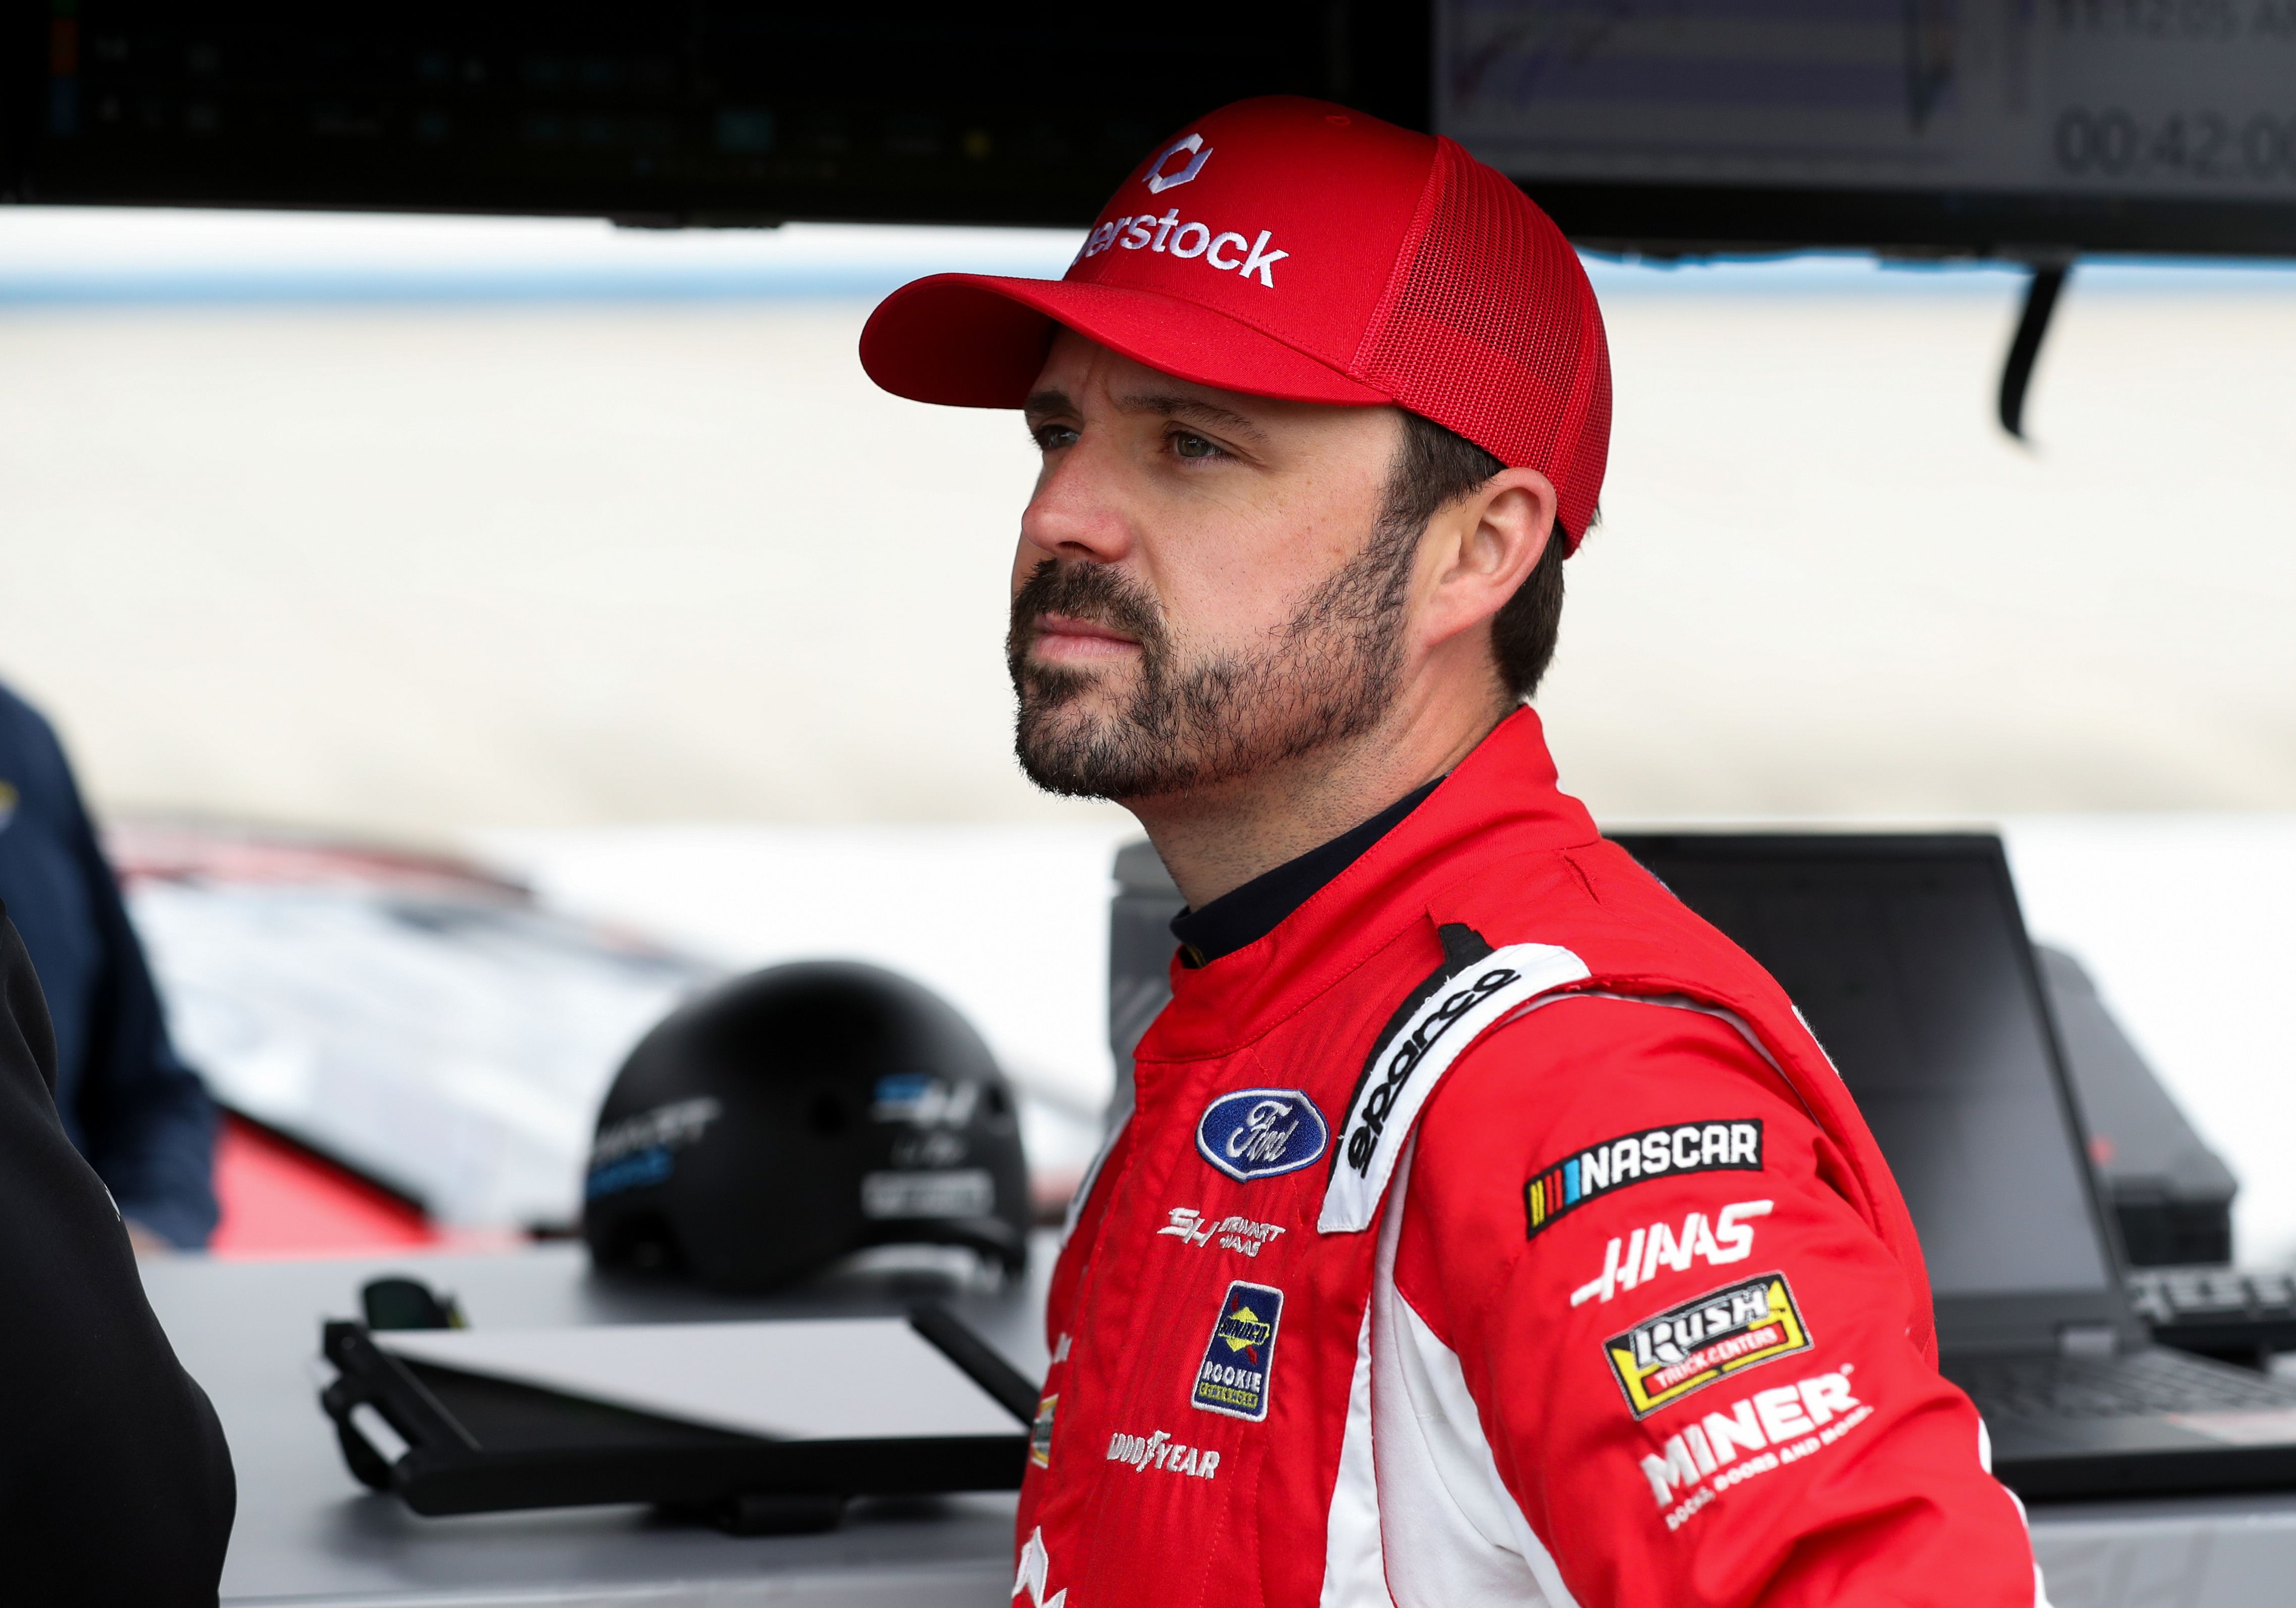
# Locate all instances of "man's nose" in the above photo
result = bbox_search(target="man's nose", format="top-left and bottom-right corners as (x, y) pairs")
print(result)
(1020, 445), (1136, 565)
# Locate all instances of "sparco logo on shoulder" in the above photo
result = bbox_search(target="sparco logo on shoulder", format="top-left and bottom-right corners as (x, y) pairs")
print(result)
(1195, 1088), (1329, 1182)
(1345, 967), (1520, 1175)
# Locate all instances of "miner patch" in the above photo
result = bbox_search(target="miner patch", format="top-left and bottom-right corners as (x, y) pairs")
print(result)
(1524, 1120), (1763, 1239)
(1030, 1393), (1056, 1469)
(1191, 1280), (1283, 1421)
(1606, 1272), (1811, 1419)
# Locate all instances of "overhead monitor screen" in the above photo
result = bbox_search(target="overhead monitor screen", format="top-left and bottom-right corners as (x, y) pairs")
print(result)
(1436, 1), (2296, 256)
(13, 4), (2292, 256)
(3, 2), (1427, 229)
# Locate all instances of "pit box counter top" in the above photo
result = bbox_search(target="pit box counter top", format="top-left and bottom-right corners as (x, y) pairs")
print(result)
(141, 1240), (2296, 1607)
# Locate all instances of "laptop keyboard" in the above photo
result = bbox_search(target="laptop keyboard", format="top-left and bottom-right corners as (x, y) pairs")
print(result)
(2127, 1266), (2296, 1325)
(1950, 1346), (2296, 1422)
(2118, 1266), (2296, 1360)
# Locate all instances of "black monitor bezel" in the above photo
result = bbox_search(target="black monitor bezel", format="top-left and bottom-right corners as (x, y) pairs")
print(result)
(1523, 179), (2296, 263)
(11, 2), (2296, 259)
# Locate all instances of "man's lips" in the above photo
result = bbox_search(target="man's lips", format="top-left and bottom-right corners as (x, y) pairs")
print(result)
(1031, 612), (1143, 663)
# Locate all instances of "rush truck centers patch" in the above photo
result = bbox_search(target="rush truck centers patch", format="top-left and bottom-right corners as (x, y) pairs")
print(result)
(1191, 1280), (1283, 1421)
(1606, 1272), (1812, 1418)
(1524, 1119), (1763, 1239)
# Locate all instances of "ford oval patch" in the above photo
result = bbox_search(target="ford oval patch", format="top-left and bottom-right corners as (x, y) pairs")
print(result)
(1195, 1088), (1329, 1183)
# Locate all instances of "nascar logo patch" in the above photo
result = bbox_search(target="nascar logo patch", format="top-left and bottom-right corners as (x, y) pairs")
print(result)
(1191, 1280), (1282, 1422)
(1524, 1119), (1763, 1239)
(1606, 1271), (1811, 1418)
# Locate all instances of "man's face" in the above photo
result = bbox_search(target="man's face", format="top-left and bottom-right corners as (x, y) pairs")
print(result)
(1010, 332), (1412, 801)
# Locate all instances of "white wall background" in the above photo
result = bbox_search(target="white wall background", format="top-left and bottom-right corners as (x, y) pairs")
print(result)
(5, 211), (2295, 837)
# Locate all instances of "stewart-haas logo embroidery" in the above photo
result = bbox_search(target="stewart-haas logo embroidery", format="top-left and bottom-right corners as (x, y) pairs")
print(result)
(1606, 1272), (1812, 1418)
(1319, 935), (1592, 1235)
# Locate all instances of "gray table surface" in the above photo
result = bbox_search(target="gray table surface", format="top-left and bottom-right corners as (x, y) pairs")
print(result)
(140, 1242), (1053, 1608)
(142, 1242), (2296, 1607)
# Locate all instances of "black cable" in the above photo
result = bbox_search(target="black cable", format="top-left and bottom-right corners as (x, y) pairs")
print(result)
(2000, 260), (2073, 442)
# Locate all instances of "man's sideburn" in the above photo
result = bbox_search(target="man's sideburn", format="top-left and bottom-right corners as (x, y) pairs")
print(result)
(1006, 505), (1420, 801)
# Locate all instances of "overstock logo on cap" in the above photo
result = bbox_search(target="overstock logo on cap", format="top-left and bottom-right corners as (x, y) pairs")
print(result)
(1072, 209), (1289, 286)
(1144, 132), (1212, 193)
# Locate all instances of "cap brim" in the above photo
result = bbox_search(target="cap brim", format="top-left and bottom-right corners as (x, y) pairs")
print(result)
(859, 273), (1393, 410)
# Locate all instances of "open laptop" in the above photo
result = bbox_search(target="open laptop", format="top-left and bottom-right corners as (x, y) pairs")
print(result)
(1610, 833), (2296, 1500)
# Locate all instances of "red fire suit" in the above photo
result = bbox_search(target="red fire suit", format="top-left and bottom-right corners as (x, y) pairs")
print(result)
(1016, 709), (2045, 1607)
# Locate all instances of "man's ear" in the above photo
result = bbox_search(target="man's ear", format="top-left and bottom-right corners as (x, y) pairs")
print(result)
(1417, 466), (1557, 652)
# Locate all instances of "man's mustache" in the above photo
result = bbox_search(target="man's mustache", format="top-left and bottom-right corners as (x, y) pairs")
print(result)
(1008, 561), (1169, 662)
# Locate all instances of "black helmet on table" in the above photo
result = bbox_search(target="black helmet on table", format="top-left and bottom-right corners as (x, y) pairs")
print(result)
(582, 961), (1030, 1291)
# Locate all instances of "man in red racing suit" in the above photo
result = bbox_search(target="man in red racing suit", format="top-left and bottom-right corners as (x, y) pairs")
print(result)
(861, 95), (2048, 1607)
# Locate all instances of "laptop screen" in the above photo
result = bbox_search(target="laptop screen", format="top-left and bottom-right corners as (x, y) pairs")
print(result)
(1610, 836), (2115, 1308)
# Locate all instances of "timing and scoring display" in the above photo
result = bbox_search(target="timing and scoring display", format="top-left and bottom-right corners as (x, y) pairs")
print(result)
(1438, 1), (2296, 204)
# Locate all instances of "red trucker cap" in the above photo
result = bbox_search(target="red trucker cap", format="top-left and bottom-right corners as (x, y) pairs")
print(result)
(860, 96), (1611, 547)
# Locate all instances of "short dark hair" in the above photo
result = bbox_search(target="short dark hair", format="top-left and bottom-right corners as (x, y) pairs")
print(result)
(1380, 409), (1569, 702)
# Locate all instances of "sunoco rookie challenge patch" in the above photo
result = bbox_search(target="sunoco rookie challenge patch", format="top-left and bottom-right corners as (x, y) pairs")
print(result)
(1192, 1280), (1283, 1421)
(1606, 1272), (1811, 1418)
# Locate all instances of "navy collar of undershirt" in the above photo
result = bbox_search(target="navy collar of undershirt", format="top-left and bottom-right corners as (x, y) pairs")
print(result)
(1170, 776), (1444, 967)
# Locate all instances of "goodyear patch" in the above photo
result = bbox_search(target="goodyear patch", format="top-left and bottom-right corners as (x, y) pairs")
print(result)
(1525, 1119), (1763, 1239)
(1191, 1280), (1282, 1422)
(1030, 1393), (1056, 1469)
(1606, 1271), (1811, 1418)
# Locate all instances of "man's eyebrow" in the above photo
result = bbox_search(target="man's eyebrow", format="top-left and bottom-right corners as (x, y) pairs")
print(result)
(1113, 392), (1268, 443)
(1023, 388), (1075, 418)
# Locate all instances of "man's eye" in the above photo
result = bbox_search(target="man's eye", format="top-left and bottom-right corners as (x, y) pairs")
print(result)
(1171, 431), (1222, 460)
(1034, 424), (1080, 451)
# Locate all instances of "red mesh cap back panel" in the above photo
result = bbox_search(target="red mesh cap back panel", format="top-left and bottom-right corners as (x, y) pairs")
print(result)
(1352, 139), (1612, 548)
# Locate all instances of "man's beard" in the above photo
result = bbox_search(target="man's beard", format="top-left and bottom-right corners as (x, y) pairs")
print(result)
(1006, 517), (1418, 801)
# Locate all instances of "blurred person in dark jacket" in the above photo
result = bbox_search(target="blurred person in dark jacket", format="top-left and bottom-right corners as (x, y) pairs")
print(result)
(0, 901), (235, 1596)
(0, 680), (218, 1248)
